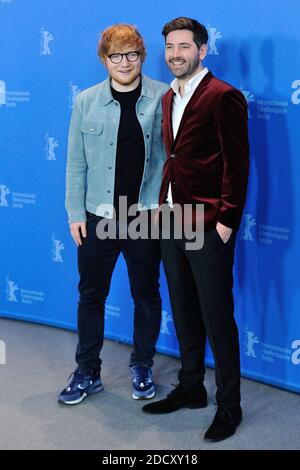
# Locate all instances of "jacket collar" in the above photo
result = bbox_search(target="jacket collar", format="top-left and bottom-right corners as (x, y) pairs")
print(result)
(170, 67), (209, 96)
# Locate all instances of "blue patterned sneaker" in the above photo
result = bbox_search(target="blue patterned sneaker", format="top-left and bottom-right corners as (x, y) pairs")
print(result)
(131, 366), (155, 400)
(58, 368), (103, 405)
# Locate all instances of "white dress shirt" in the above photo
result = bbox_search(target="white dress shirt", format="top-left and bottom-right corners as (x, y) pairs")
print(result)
(166, 67), (209, 206)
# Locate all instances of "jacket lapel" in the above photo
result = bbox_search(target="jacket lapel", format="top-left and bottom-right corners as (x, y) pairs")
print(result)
(173, 72), (214, 148)
(162, 89), (175, 154)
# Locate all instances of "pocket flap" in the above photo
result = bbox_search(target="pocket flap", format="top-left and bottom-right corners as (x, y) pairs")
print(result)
(81, 120), (103, 135)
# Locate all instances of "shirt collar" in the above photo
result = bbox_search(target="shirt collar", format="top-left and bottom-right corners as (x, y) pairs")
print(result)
(170, 67), (209, 96)
(99, 73), (155, 105)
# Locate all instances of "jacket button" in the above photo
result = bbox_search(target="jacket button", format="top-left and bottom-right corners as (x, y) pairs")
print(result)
(146, 134), (150, 138)
(110, 142), (114, 146)
(108, 166), (112, 170)
(146, 158), (149, 162)
(107, 190), (111, 193)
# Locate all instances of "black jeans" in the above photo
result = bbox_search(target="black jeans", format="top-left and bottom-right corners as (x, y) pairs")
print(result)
(160, 218), (240, 409)
(75, 212), (162, 373)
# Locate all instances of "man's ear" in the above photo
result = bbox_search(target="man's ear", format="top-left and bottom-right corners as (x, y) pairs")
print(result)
(199, 44), (208, 61)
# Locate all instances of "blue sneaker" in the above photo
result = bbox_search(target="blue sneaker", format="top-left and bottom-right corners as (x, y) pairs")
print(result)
(58, 368), (103, 405)
(131, 366), (155, 400)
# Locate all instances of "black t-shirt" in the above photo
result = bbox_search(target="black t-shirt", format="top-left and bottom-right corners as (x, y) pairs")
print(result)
(111, 81), (145, 217)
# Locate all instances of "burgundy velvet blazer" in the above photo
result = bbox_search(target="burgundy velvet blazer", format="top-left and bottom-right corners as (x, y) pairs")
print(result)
(159, 72), (249, 231)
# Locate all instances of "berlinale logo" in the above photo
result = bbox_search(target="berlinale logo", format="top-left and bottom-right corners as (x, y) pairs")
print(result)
(242, 213), (256, 241)
(40, 27), (54, 55)
(6, 277), (19, 302)
(291, 80), (300, 105)
(45, 133), (59, 160)
(240, 85), (255, 118)
(52, 235), (64, 263)
(244, 329), (259, 358)
(0, 184), (10, 206)
(207, 25), (222, 55)
(69, 81), (82, 109)
(160, 310), (173, 335)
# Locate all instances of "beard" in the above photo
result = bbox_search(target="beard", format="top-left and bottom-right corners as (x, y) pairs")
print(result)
(168, 54), (200, 80)
(110, 67), (141, 87)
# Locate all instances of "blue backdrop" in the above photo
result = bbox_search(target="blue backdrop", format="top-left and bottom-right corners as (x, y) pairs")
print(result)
(1, 0), (299, 393)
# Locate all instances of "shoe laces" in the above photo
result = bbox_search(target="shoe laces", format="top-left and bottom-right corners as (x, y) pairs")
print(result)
(132, 366), (152, 388)
(66, 368), (90, 391)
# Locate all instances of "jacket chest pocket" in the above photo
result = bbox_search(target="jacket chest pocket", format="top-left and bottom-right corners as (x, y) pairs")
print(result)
(81, 120), (104, 158)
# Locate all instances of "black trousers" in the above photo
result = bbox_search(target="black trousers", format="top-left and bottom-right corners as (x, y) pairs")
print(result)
(160, 221), (240, 409)
(75, 211), (162, 373)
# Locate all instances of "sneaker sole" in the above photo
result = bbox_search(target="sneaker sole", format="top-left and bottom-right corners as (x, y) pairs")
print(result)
(58, 384), (103, 405)
(132, 390), (156, 400)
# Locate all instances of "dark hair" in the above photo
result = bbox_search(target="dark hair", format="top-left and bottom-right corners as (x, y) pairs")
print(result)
(162, 17), (208, 48)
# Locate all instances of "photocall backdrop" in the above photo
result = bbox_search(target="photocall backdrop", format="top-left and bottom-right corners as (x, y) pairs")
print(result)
(0, 0), (299, 393)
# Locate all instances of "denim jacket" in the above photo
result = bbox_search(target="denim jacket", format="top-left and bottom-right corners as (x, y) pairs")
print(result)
(65, 74), (169, 223)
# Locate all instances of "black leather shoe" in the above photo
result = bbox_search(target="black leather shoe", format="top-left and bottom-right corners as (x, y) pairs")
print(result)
(204, 405), (242, 442)
(142, 383), (207, 414)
